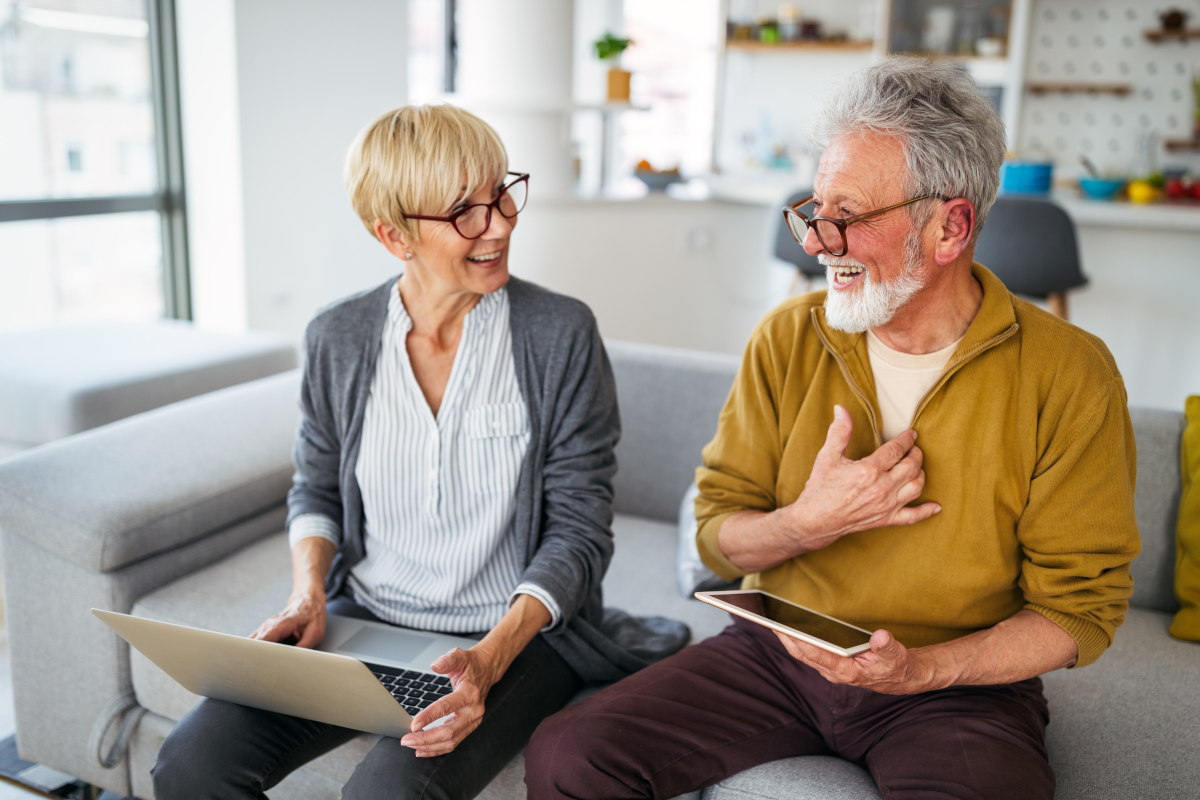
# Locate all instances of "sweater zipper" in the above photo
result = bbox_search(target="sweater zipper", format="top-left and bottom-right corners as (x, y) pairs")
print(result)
(910, 323), (1020, 428)
(812, 319), (883, 447)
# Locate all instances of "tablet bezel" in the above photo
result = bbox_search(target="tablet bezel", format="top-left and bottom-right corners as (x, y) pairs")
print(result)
(694, 589), (874, 657)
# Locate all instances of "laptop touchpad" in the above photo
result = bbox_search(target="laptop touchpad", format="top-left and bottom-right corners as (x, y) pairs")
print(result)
(337, 627), (436, 664)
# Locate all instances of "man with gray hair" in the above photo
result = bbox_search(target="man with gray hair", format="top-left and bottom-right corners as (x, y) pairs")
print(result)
(524, 58), (1139, 799)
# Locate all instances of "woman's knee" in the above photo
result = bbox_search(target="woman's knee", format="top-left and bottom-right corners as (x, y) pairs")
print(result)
(151, 701), (278, 800)
(151, 725), (240, 800)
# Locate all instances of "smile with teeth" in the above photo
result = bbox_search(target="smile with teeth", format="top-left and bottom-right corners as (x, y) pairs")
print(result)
(830, 264), (865, 286)
(467, 250), (502, 263)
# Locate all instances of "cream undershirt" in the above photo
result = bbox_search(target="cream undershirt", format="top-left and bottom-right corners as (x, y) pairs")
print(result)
(866, 330), (962, 441)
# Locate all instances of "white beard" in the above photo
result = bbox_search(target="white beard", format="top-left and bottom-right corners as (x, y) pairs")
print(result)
(820, 241), (925, 333)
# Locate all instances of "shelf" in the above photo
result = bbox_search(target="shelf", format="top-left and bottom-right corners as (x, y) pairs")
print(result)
(1025, 82), (1133, 97)
(1165, 139), (1200, 152)
(573, 102), (650, 113)
(724, 39), (874, 52)
(1144, 28), (1200, 43)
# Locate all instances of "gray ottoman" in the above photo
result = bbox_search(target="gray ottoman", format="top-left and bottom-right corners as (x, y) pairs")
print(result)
(0, 321), (296, 452)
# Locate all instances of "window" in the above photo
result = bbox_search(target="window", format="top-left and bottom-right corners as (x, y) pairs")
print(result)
(0, 0), (188, 332)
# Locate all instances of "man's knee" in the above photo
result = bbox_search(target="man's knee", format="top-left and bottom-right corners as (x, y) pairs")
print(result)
(869, 714), (1053, 800)
(525, 704), (641, 800)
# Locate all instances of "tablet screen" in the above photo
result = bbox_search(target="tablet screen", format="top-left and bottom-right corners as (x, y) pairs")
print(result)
(718, 591), (872, 649)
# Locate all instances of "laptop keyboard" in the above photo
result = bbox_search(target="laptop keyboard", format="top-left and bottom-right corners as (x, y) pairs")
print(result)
(365, 662), (453, 716)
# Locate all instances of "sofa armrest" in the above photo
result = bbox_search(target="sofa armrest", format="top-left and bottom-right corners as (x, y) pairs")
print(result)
(0, 371), (301, 794)
(0, 370), (301, 573)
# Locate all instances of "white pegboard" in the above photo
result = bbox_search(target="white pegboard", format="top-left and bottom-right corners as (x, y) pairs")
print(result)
(1016, 0), (1200, 176)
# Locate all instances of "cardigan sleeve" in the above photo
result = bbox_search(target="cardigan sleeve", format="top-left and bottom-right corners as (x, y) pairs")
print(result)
(517, 314), (620, 630)
(286, 320), (346, 534)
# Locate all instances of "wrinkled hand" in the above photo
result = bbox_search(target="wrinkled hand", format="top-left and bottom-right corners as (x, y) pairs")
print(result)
(249, 591), (326, 649)
(775, 629), (933, 695)
(786, 405), (941, 551)
(400, 645), (505, 757)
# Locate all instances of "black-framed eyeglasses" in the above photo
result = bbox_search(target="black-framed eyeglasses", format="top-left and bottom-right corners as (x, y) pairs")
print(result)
(783, 193), (950, 257)
(402, 172), (530, 240)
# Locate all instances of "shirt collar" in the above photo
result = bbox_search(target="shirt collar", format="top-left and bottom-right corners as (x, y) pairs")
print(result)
(389, 279), (506, 331)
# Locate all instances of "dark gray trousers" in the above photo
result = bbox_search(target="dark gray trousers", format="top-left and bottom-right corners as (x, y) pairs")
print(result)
(151, 598), (582, 800)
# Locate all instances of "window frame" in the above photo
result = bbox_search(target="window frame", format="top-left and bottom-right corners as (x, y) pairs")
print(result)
(0, 0), (192, 320)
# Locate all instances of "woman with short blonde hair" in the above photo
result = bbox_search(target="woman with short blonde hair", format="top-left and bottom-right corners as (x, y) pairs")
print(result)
(151, 104), (686, 799)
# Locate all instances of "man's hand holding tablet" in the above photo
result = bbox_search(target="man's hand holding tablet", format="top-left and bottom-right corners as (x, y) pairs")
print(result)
(696, 589), (935, 695)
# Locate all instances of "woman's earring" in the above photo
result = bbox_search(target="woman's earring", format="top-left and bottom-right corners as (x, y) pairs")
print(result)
(405, 252), (413, 260)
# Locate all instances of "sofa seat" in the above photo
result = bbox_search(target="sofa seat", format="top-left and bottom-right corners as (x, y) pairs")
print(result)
(129, 511), (1200, 800)
(1042, 608), (1200, 799)
(126, 515), (709, 798)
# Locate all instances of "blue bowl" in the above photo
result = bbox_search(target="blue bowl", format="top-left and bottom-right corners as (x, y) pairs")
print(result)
(1001, 161), (1053, 194)
(1079, 177), (1126, 200)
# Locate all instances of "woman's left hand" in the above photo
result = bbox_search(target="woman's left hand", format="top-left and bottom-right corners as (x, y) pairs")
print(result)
(400, 594), (550, 757)
(398, 643), (506, 757)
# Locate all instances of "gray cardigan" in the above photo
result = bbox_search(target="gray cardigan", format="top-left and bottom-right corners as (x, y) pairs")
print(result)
(287, 276), (689, 682)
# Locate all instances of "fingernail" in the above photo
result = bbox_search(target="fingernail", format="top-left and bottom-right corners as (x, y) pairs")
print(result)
(934, 505), (942, 513)
(911, 431), (918, 441)
(834, 405), (844, 420)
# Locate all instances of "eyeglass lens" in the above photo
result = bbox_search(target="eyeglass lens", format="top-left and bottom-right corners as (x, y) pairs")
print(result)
(787, 213), (847, 256)
(454, 179), (529, 238)
(499, 178), (527, 219)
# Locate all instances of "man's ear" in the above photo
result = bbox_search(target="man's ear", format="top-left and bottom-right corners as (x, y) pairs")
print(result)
(373, 219), (412, 261)
(932, 199), (975, 266)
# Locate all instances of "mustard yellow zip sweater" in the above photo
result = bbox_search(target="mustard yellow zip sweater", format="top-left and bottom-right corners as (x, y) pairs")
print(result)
(696, 263), (1139, 668)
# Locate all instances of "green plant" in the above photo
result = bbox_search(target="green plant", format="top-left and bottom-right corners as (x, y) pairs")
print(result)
(594, 32), (632, 61)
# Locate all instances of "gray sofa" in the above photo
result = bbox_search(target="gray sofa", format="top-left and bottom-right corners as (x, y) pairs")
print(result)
(0, 339), (1196, 799)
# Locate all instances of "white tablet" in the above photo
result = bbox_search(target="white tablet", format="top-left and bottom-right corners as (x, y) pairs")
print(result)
(695, 589), (873, 657)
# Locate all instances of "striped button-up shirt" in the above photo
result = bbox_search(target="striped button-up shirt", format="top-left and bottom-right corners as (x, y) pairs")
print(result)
(288, 284), (560, 633)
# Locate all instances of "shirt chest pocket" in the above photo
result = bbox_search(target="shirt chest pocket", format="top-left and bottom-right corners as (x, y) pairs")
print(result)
(461, 403), (531, 494)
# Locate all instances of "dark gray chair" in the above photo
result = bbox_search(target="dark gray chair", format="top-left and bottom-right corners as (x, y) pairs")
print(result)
(774, 189), (824, 284)
(973, 195), (1087, 320)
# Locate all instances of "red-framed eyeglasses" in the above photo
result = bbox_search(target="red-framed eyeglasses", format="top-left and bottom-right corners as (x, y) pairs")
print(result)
(401, 172), (530, 240)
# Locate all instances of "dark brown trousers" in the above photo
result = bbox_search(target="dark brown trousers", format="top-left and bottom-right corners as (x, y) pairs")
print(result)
(525, 616), (1053, 800)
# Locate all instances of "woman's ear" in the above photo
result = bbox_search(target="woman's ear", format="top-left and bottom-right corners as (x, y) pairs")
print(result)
(373, 219), (414, 261)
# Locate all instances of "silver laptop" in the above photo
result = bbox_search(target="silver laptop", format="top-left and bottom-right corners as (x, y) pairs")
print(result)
(93, 609), (478, 738)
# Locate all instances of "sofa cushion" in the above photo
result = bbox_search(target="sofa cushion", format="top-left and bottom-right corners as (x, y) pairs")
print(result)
(0, 320), (296, 446)
(0, 371), (300, 573)
(1042, 607), (1200, 800)
(704, 756), (879, 799)
(1128, 407), (1187, 613)
(607, 341), (738, 523)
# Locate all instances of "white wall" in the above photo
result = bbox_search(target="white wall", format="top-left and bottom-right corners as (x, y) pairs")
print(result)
(1070, 225), (1200, 412)
(234, 0), (407, 341)
(514, 196), (794, 355)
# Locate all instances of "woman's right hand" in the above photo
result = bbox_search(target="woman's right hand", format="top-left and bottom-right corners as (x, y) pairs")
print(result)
(250, 590), (327, 649)
(252, 535), (337, 648)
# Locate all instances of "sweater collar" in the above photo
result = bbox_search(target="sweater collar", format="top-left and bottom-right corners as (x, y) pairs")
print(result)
(810, 263), (1019, 445)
